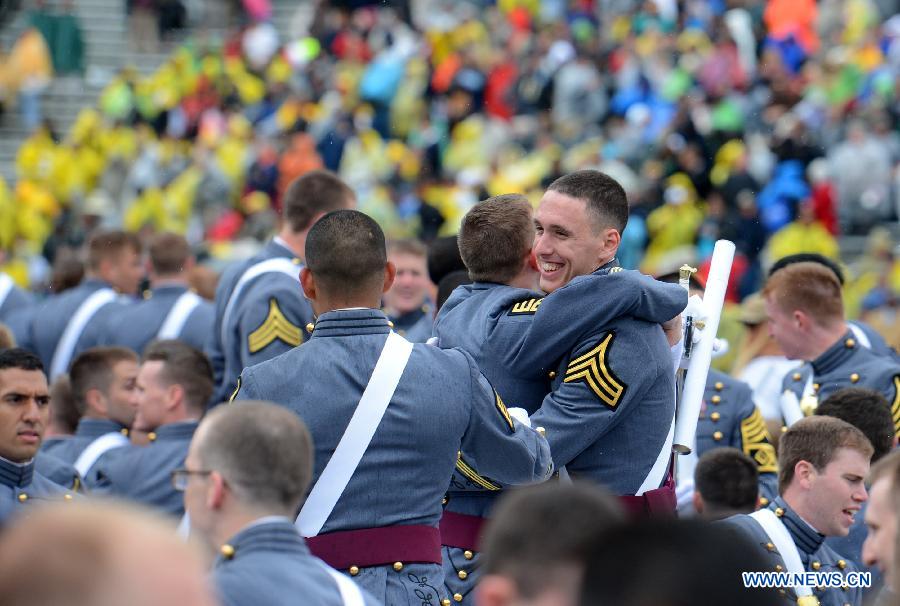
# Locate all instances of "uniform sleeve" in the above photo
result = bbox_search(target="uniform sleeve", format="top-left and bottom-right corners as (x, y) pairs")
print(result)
(493, 272), (687, 376)
(731, 382), (779, 501)
(530, 330), (661, 469)
(454, 349), (552, 490)
(229, 368), (259, 403)
(236, 284), (313, 371)
(883, 372), (900, 434)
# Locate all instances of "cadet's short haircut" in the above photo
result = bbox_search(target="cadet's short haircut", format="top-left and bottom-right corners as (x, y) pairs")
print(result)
(50, 375), (80, 434)
(817, 388), (895, 463)
(427, 235), (466, 285)
(778, 416), (874, 494)
(305, 210), (387, 295)
(694, 448), (759, 517)
(196, 401), (313, 511)
(547, 170), (629, 234)
(458, 194), (532, 283)
(387, 239), (427, 259)
(580, 519), (779, 606)
(69, 348), (138, 416)
(0, 348), (44, 373)
(142, 340), (213, 414)
(763, 262), (844, 327)
(148, 232), (191, 276)
(0, 324), (14, 349)
(282, 170), (356, 233)
(769, 253), (845, 285)
(436, 269), (472, 313)
(50, 254), (85, 294)
(87, 230), (141, 271)
(480, 482), (624, 598)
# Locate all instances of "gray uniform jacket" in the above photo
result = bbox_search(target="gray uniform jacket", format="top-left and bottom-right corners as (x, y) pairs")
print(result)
(698, 370), (778, 502)
(26, 278), (132, 371)
(782, 331), (900, 433)
(387, 304), (434, 344)
(434, 266), (686, 604)
(99, 284), (214, 354)
(206, 239), (314, 405)
(40, 417), (130, 483)
(91, 420), (198, 517)
(212, 519), (382, 606)
(34, 451), (81, 492)
(0, 457), (72, 527)
(234, 308), (552, 604)
(725, 497), (863, 606)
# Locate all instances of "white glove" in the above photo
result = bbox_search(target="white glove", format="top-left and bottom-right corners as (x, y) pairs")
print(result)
(425, 336), (439, 347)
(507, 407), (531, 428)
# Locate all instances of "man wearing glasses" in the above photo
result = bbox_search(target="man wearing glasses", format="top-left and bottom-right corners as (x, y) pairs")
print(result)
(174, 401), (380, 606)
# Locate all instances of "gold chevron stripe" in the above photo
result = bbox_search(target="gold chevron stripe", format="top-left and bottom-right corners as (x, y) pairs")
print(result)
(248, 299), (302, 353)
(892, 377), (900, 431)
(564, 333), (624, 408)
(495, 392), (514, 432)
(456, 453), (501, 491)
(741, 408), (777, 473)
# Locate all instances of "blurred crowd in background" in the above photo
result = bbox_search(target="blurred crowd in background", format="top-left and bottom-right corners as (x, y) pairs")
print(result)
(0, 0), (899, 353)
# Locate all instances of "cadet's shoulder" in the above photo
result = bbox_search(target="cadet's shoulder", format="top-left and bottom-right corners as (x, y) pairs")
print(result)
(211, 565), (260, 606)
(718, 512), (760, 537)
(29, 471), (74, 497)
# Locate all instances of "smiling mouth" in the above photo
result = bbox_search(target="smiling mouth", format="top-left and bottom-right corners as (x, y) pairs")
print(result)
(541, 262), (563, 273)
(842, 508), (858, 523)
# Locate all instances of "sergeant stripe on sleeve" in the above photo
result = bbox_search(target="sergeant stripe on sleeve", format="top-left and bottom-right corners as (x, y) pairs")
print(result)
(892, 377), (900, 433)
(456, 453), (501, 491)
(495, 392), (514, 432)
(563, 332), (625, 409)
(248, 299), (303, 353)
(506, 298), (543, 316)
(740, 408), (778, 474)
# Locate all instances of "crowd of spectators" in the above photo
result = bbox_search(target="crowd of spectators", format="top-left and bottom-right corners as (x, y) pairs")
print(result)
(0, 0), (898, 341)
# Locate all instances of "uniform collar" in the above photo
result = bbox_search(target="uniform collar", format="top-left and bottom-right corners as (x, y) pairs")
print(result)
(81, 277), (113, 291)
(215, 518), (310, 567)
(388, 303), (431, 329)
(0, 455), (34, 488)
(811, 330), (859, 375)
(771, 497), (825, 555)
(148, 420), (199, 442)
(150, 284), (189, 297)
(591, 258), (621, 277)
(310, 309), (392, 338)
(268, 237), (300, 261)
(75, 418), (128, 438)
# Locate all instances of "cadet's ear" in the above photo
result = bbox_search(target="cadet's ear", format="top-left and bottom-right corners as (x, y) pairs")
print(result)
(208, 471), (227, 510)
(693, 490), (705, 516)
(382, 261), (396, 294)
(300, 267), (316, 301)
(84, 388), (108, 416)
(167, 383), (185, 410)
(476, 575), (517, 606)
(794, 459), (816, 489)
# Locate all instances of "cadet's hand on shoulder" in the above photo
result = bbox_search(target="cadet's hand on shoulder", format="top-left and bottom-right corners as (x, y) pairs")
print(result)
(662, 315), (682, 348)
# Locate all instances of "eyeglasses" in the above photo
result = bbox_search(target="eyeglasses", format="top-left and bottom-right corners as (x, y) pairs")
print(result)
(171, 468), (213, 491)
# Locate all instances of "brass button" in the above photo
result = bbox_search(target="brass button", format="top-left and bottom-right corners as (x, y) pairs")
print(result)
(793, 372), (802, 381)
(464, 550), (474, 560)
(147, 432), (157, 442)
(711, 412), (721, 422)
(442, 601), (451, 606)
(220, 544), (235, 559)
(548, 371), (556, 379)
(536, 426), (546, 437)
(387, 321), (394, 328)
(850, 373), (860, 383)
(837, 560), (846, 570)
(713, 431), (723, 441)
(120, 428), (129, 436)
(781, 425), (788, 433)
(812, 561), (821, 570)
(349, 566), (359, 576)
(813, 383), (820, 392)
(715, 381), (724, 391)
(775, 507), (785, 517)
(393, 562), (403, 572)
(711, 395), (721, 404)
(759, 497), (769, 506)
(845, 338), (856, 348)
(775, 565), (783, 572)
(64, 493), (73, 501)
(766, 542), (775, 552)
(458, 570), (468, 580)
(17, 493), (27, 502)
(306, 323), (315, 333)
(292, 258), (301, 265)
(453, 594), (463, 603)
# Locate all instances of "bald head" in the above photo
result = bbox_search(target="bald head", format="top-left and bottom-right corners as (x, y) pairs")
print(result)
(0, 502), (216, 606)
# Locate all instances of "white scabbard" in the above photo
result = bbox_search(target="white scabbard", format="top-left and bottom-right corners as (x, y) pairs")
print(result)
(672, 240), (735, 454)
